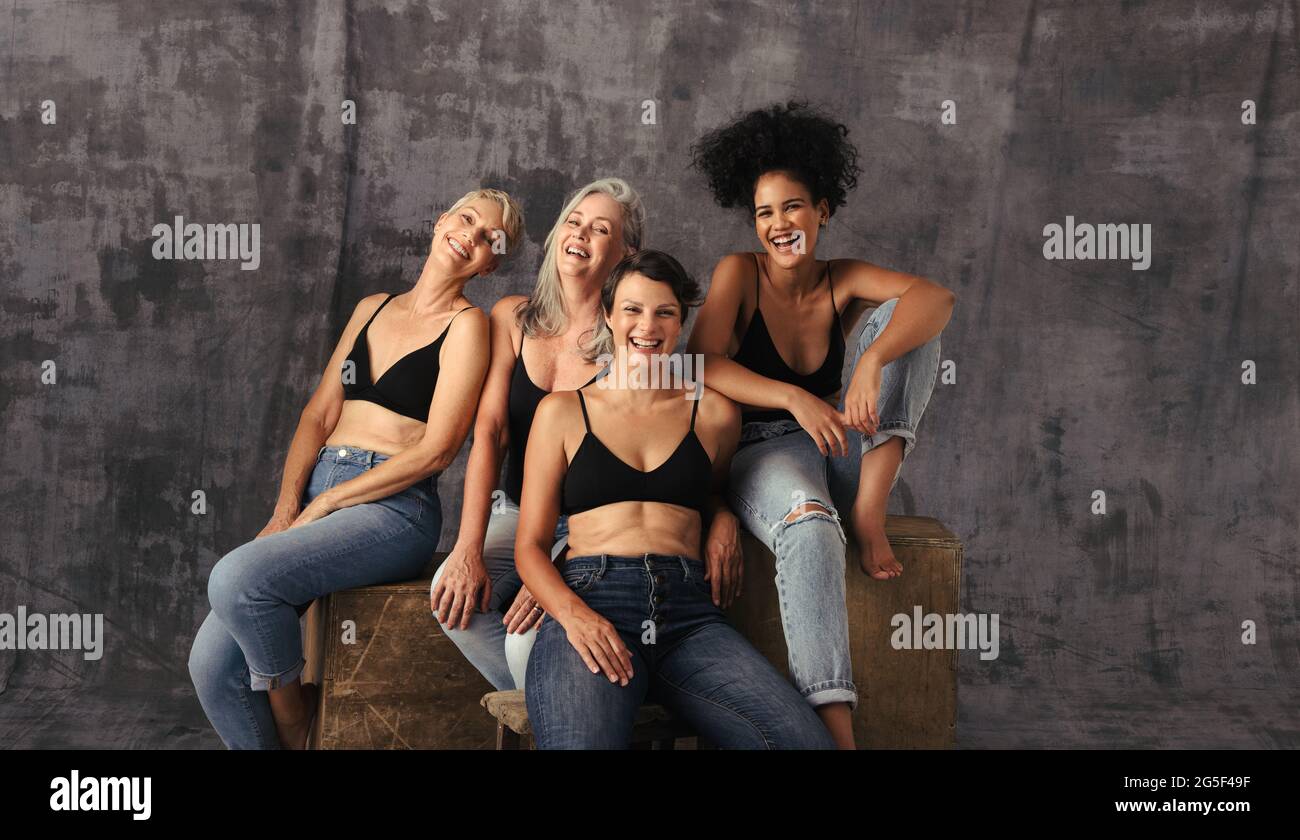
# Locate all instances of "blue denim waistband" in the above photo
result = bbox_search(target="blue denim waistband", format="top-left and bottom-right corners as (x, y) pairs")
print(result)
(563, 553), (703, 573)
(318, 445), (442, 494)
(738, 418), (802, 447)
(317, 444), (392, 468)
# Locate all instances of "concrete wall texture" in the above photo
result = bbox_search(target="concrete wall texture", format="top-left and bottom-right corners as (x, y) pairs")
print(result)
(1, 1), (1296, 747)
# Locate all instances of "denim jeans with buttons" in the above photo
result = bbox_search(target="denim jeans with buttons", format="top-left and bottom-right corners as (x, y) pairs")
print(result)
(188, 445), (440, 749)
(728, 297), (942, 711)
(431, 496), (569, 691)
(525, 554), (836, 750)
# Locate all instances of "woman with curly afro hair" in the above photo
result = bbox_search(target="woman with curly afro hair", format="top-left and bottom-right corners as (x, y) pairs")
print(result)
(686, 101), (955, 749)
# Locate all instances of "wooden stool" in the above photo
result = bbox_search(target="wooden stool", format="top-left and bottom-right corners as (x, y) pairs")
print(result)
(480, 690), (700, 750)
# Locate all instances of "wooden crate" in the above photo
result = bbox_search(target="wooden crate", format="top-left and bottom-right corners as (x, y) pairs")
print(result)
(308, 514), (961, 749)
(726, 514), (961, 749)
(308, 554), (496, 749)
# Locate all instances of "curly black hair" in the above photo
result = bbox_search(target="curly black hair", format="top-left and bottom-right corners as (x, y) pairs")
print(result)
(690, 101), (861, 217)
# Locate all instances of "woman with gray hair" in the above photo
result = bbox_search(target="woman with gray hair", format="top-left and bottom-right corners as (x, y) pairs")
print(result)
(431, 178), (652, 690)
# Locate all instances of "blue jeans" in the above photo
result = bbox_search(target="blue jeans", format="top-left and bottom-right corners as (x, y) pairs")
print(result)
(188, 445), (440, 749)
(728, 297), (941, 710)
(431, 496), (568, 691)
(525, 554), (836, 750)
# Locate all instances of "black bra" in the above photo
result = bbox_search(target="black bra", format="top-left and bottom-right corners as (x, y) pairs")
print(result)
(342, 293), (475, 423)
(561, 389), (712, 518)
(731, 253), (844, 424)
(503, 349), (604, 505)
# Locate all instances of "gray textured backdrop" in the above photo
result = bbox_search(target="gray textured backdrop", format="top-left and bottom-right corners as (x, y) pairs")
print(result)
(1, 1), (1296, 748)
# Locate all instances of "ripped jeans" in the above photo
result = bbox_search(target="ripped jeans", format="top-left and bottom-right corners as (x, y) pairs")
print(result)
(727, 297), (941, 709)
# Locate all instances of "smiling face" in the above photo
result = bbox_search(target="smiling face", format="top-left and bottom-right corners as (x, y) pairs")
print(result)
(752, 170), (830, 271)
(556, 192), (629, 284)
(604, 271), (684, 364)
(431, 197), (507, 278)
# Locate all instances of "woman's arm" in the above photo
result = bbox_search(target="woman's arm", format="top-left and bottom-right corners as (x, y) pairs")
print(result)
(837, 261), (956, 433)
(433, 296), (525, 628)
(455, 297), (526, 549)
(686, 254), (787, 408)
(296, 307), (490, 520)
(515, 392), (633, 686)
(686, 253), (850, 457)
(836, 260), (955, 364)
(699, 390), (743, 608)
(259, 294), (387, 538)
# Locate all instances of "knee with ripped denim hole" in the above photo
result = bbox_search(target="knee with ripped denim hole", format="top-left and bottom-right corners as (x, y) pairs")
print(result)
(782, 499), (840, 526)
(775, 499), (848, 549)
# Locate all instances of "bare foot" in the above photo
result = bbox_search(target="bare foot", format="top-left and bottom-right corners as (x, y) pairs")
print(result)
(278, 683), (319, 750)
(859, 536), (902, 580)
(851, 435), (904, 580)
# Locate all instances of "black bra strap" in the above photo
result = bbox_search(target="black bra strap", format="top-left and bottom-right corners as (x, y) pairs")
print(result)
(362, 293), (397, 331)
(755, 252), (838, 320)
(576, 389), (592, 432)
(430, 305), (476, 345)
(690, 390), (701, 430)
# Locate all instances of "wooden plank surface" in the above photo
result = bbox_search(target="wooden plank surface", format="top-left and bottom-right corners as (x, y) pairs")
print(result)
(316, 554), (495, 749)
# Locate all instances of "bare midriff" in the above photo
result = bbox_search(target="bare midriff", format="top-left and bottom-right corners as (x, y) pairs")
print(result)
(564, 501), (701, 562)
(324, 400), (426, 456)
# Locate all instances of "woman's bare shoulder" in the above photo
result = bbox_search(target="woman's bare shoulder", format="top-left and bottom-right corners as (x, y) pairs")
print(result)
(712, 251), (759, 283)
(490, 294), (529, 320)
(534, 388), (583, 426)
(351, 291), (390, 318)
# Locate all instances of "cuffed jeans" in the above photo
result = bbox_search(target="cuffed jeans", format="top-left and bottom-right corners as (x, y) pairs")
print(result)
(728, 297), (941, 710)
(188, 445), (440, 749)
(526, 554), (836, 750)
(431, 496), (568, 691)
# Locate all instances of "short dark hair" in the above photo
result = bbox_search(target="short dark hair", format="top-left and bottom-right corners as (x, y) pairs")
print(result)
(690, 100), (861, 217)
(602, 250), (703, 322)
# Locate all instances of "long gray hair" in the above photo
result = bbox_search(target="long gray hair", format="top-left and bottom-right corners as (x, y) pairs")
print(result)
(515, 178), (645, 360)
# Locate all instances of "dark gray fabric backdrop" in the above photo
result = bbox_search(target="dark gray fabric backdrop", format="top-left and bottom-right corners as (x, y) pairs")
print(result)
(1, 0), (1296, 747)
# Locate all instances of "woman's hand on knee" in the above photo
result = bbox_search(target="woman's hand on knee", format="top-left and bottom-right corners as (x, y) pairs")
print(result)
(502, 585), (543, 635)
(288, 495), (338, 530)
(431, 544), (491, 629)
(561, 607), (633, 687)
(256, 506), (298, 539)
(787, 389), (849, 457)
(842, 358), (881, 435)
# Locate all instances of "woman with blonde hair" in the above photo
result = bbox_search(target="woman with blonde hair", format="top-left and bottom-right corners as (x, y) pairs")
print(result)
(432, 178), (681, 691)
(189, 188), (523, 749)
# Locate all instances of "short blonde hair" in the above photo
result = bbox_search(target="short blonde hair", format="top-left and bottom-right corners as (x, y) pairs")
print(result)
(445, 188), (526, 258)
